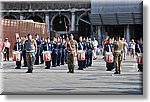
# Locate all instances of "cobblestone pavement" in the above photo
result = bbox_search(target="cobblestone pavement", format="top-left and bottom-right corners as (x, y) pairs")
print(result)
(0, 55), (143, 95)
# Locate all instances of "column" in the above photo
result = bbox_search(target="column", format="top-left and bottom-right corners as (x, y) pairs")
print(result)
(97, 26), (101, 44)
(126, 24), (130, 43)
(20, 13), (24, 20)
(45, 13), (50, 33)
(71, 11), (75, 32)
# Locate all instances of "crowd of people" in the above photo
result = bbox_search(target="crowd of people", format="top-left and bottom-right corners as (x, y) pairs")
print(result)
(0, 34), (143, 74)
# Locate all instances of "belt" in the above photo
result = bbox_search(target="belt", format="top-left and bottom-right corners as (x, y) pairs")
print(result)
(114, 50), (122, 53)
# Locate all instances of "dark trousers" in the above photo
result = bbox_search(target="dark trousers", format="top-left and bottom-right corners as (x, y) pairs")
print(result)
(57, 50), (62, 66)
(22, 50), (27, 66)
(83, 52), (87, 68)
(89, 51), (93, 66)
(16, 61), (21, 68)
(4, 47), (9, 61)
(45, 61), (51, 69)
(52, 50), (58, 67)
(40, 53), (44, 64)
(35, 48), (41, 64)
(61, 49), (66, 65)
(78, 60), (84, 70)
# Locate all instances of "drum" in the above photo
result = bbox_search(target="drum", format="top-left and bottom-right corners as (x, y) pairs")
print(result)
(13, 51), (21, 61)
(78, 50), (85, 61)
(43, 51), (51, 61)
(137, 53), (143, 65)
(105, 52), (113, 63)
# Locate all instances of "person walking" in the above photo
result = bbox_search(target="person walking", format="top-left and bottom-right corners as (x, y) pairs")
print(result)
(4, 38), (10, 61)
(13, 37), (23, 69)
(66, 34), (78, 73)
(112, 36), (124, 74)
(24, 34), (37, 73)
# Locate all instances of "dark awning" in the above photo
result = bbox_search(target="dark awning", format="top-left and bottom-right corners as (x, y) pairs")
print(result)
(89, 13), (143, 25)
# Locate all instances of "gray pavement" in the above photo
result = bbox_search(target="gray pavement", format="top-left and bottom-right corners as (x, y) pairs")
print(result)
(1, 55), (143, 95)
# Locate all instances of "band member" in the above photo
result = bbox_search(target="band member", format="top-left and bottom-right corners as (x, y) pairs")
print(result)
(78, 36), (85, 70)
(66, 34), (78, 73)
(22, 36), (27, 67)
(61, 38), (66, 65)
(104, 38), (114, 71)
(40, 37), (45, 64)
(24, 34), (37, 73)
(57, 37), (62, 66)
(4, 38), (10, 61)
(35, 34), (42, 65)
(87, 38), (94, 67)
(82, 38), (87, 68)
(92, 37), (98, 60)
(52, 37), (58, 67)
(43, 37), (53, 69)
(112, 36), (124, 74)
(13, 37), (23, 69)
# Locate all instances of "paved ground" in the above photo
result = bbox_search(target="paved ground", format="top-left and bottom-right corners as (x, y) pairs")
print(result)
(0, 55), (143, 95)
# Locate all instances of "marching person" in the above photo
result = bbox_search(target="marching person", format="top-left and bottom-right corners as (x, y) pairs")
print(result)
(85, 37), (90, 68)
(13, 37), (23, 69)
(24, 34), (37, 73)
(35, 34), (42, 65)
(104, 38), (114, 71)
(52, 37), (58, 67)
(40, 37), (45, 64)
(22, 36), (27, 67)
(57, 37), (62, 66)
(4, 38), (10, 61)
(43, 37), (53, 69)
(66, 34), (78, 73)
(88, 38), (94, 67)
(112, 36), (124, 74)
(78, 36), (85, 70)
(82, 38), (87, 68)
(0, 38), (4, 68)
(61, 38), (66, 65)
(135, 39), (143, 72)
(122, 38), (128, 60)
(129, 39), (136, 60)
(92, 37), (98, 60)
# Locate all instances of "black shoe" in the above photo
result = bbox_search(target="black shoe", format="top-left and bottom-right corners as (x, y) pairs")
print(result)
(114, 72), (119, 74)
(15, 67), (21, 69)
(45, 67), (50, 69)
(78, 68), (83, 70)
(106, 69), (111, 71)
(26, 70), (32, 73)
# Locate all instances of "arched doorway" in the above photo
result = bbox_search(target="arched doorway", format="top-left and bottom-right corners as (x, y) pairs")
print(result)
(78, 14), (91, 38)
(3, 15), (17, 19)
(27, 15), (44, 23)
(52, 14), (69, 34)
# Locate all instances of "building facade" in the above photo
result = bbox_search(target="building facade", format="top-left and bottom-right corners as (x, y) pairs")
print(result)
(1, 1), (91, 40)
(90, 0), (143, 43)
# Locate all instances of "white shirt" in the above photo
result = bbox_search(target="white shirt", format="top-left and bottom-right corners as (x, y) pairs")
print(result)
(93, 40), (98, 47)
(130, 42), (135, 49)
(4, 41), (10, 48)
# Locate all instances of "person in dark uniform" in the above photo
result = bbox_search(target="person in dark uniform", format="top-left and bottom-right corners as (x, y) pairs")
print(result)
(88, 38), (94, 67)
(35, 34), (42, 65)
(82, 38), (87, 68)
(40, 37), (45, 64)
(57, 37), (62, 66)
(13, 37), (23, 69)
(52, 37), (58, 67)
(104, 38), (114, 71)
(61, 38), (66, 65)
(85, 37), (90, 68)
(43, 37), (53, 69)
(22, 36), (27, 67)
(135, 39), (143, 72)
(78, 36), (85, 70)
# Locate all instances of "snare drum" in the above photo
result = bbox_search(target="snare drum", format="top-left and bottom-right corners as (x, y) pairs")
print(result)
(13, 51), (21, 61)
(77, 50), (85, 61)
(43, 51), (51, 61)
(105, 52), (113, 63)
(137, 53), (143, 65)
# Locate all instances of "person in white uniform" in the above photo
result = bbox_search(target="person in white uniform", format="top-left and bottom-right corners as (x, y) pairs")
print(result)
(92, 37), (98, 60)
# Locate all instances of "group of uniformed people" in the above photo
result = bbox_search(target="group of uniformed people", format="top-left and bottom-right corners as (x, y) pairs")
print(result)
(11, 33), (143, 74)
(12, 33), (95, 73)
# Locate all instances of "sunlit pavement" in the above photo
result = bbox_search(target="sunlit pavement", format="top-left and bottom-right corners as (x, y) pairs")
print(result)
(1, 55), (143, 95)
